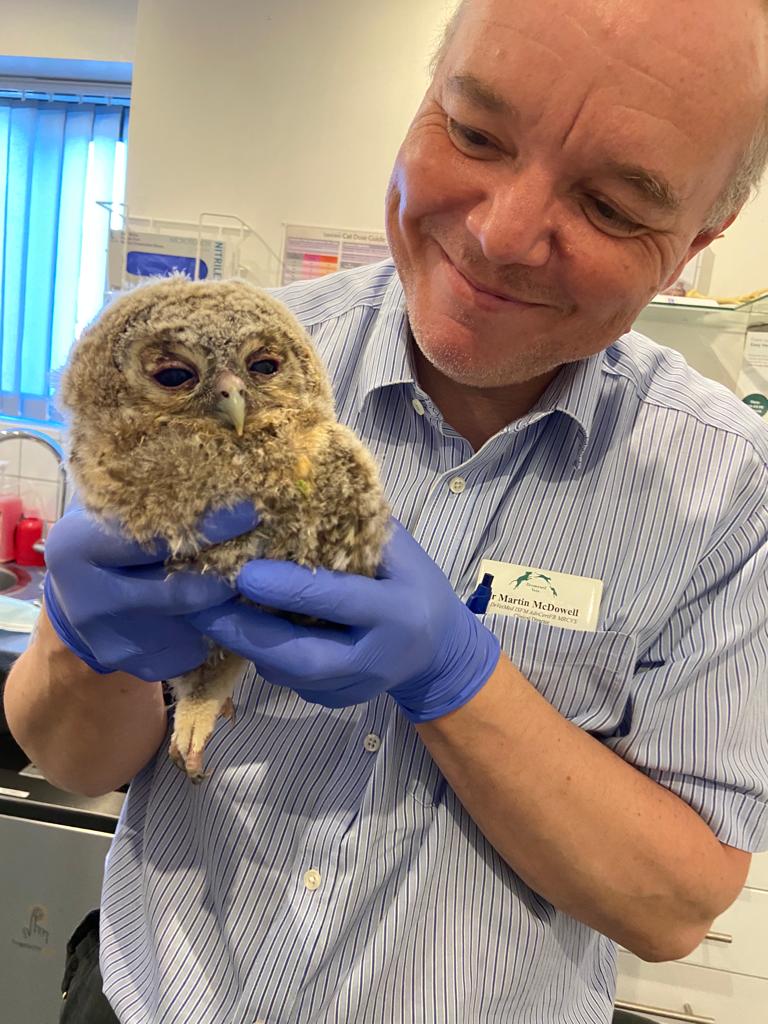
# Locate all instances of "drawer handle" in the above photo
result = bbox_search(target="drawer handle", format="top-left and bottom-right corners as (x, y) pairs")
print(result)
(703, 930), (733, 945)
(614, 999), (715, 1023)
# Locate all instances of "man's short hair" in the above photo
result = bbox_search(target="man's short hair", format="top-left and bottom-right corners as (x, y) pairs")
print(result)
(430, 1), (768, 230)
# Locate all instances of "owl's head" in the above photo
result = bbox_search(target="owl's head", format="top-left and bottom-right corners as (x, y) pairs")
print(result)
(61, 275), (334, 436)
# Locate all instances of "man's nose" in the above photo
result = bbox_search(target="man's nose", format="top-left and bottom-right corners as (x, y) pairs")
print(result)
(465, 168), (555, 267)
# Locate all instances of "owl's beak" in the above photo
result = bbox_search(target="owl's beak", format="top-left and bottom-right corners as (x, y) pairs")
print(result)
(214, 371), (247, 436)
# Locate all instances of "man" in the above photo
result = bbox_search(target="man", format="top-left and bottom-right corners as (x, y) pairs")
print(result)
(5, 0), (768, 1021)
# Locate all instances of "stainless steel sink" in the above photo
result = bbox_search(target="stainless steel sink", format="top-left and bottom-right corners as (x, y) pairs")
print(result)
(0, 564), (41, 600)
(0, 567), (24, 593)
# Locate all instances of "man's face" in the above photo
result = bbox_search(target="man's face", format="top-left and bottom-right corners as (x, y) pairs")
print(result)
(386, 0), (766, 388)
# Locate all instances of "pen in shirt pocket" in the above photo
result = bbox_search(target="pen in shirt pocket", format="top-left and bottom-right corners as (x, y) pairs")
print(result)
(466, 573), (494, 614)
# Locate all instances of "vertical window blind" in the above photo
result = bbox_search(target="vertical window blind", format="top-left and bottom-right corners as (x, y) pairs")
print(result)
(0, 87), (129, 421)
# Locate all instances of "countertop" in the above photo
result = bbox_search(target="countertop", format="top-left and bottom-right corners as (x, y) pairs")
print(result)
(0, 561), (44, 667)
(0, 561), (44, 730)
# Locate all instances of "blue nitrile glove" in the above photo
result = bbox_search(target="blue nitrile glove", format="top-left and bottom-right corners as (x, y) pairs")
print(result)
(43, 503), (260, 680)
(187, 519), (501, 722)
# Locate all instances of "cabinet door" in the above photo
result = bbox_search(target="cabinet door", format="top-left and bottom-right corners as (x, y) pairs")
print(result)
(0, 814), (112, 1024)
(617, 953), (768, 1024)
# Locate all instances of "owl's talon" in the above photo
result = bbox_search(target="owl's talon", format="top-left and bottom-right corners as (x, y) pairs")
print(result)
(168, 736), (186, 773)
(168, 731), (213, 782)
(183, 748), (211, 783)
(168, 694), (232, 782)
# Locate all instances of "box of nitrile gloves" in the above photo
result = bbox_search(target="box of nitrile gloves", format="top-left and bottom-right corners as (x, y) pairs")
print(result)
(107, 230), (232, 289)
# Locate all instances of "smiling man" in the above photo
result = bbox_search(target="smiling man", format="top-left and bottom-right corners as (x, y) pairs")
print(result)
(388, 0), (768, 438)
(6, 2), (768, 1023)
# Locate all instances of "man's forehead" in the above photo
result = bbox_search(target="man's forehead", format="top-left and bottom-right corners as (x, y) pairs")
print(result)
(451, 0), (768, 98)
(441, 0), (768, 206)
(445, 72), (684, 212)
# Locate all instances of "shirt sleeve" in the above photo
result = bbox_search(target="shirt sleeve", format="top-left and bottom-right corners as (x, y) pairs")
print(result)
(606, 441), (768, 852)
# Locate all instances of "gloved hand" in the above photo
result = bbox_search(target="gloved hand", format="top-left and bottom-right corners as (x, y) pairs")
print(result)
(188, 519), (501, 722)
(43, 503), (260, 680)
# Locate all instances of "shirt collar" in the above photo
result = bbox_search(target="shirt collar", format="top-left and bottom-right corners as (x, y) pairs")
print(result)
(354, 269), (605, 466)
(518, 350), (605, 467)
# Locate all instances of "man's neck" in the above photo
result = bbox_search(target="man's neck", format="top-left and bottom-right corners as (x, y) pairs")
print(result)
(413, 347), (560, 451)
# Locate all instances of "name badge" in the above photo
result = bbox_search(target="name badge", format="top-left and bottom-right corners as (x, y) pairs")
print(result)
(476, 559), (603, 632)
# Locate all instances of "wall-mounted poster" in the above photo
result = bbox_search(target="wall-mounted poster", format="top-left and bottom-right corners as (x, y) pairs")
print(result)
(281, 224), (390, 285)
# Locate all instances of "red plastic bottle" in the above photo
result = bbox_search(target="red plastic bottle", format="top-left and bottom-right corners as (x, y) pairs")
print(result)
(14, 515), (46, 566)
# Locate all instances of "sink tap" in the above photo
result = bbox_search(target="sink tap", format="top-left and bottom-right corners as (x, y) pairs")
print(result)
(0, 428), (68, 523)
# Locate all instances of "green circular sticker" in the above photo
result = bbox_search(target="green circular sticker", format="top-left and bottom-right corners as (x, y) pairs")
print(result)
(743, 393), (768, 417)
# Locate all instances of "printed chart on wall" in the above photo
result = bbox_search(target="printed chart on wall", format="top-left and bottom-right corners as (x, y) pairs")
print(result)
(281, 224), (390, 285)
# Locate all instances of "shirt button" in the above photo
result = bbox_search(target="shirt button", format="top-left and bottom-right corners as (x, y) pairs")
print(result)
(412, 397), (426, 416)
(449, 476), (466, 494)
(303, 869), (322, 891)
(363, 732), (381, 752)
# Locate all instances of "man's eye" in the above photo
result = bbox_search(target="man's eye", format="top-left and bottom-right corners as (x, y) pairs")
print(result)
(248, 358), (280, 375)
(153, 366), (197, 388)
(587, 198), (643, 236)
(447, 118), (496, 154)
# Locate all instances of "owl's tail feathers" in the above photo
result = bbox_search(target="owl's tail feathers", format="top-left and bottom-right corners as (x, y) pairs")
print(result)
(167, 648), (245, 783)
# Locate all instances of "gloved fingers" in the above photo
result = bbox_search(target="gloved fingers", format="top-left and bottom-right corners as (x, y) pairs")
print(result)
(189, 598), (357, 652)
(87, 618), (211, 681)
(44, 511), (170, 570)
(110, 646), (209, 682)
(188, 600), (360, 682)
(235, 559), (385, 626)
(104, 565), (236, 614)
(46, 501), (261, 571)
(292, 681), (380, 708)
(195, 501), (261, 546)
(94, 501), (261, 565)
(375, 518), (448, 583)
(111, 564), (184, 581)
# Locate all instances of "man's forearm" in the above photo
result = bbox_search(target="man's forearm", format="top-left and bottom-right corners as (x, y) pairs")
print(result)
(416, 651), (751, 962)
(3, 608), (167, 797)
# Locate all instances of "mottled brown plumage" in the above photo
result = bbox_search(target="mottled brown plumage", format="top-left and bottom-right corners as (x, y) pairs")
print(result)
(59, 274), (390, 780)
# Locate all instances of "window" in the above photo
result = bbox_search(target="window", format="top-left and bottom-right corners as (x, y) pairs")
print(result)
(0, 86), (129, 422)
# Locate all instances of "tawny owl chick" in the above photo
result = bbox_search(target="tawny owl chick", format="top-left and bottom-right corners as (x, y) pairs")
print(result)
(59, 274), (391, 781)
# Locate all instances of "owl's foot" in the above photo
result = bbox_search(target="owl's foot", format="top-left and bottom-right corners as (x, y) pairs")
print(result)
(168, 695), (237, 783)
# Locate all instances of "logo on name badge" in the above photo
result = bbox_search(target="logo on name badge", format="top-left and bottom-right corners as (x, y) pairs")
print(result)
(476, 558), (603, 631)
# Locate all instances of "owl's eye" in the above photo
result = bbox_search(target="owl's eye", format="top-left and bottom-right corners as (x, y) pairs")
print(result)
(248, 358), (280, 376)
(153, 366), (198, 388)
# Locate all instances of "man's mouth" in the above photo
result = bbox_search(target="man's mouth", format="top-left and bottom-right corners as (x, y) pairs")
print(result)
(441, 249), (554, 310)
(458, 266), (547, 306)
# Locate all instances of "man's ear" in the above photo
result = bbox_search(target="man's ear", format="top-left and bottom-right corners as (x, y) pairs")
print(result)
(660, 211), (739, 291)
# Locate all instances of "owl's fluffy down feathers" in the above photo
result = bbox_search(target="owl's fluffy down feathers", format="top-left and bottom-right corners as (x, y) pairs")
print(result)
(61, 274), (390, 579)
(60, 274), (391, 778)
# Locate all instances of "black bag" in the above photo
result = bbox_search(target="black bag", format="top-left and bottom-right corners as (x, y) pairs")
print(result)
(60, 910), (120, 1023)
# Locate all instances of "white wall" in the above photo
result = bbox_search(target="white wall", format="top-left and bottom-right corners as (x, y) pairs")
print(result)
(709, 189), (768, 299)
(0, 0), (764, 295)
(0, 0), (761, 519)
(0, 0), (136, 62)
(125, 0), (765, 294)
(125, 0), (454, 283)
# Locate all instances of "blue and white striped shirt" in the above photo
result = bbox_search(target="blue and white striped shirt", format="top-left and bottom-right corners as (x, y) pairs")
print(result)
(101, 260), (768, 1024)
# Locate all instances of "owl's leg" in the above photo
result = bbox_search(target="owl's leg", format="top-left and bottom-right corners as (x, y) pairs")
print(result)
(167, 647), (246, 783)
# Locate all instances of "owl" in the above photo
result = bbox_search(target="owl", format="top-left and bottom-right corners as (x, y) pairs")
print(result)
(59, 274), (391, 781)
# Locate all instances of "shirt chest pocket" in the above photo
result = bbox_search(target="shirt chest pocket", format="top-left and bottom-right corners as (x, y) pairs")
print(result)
(481, 614), (638, 737)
